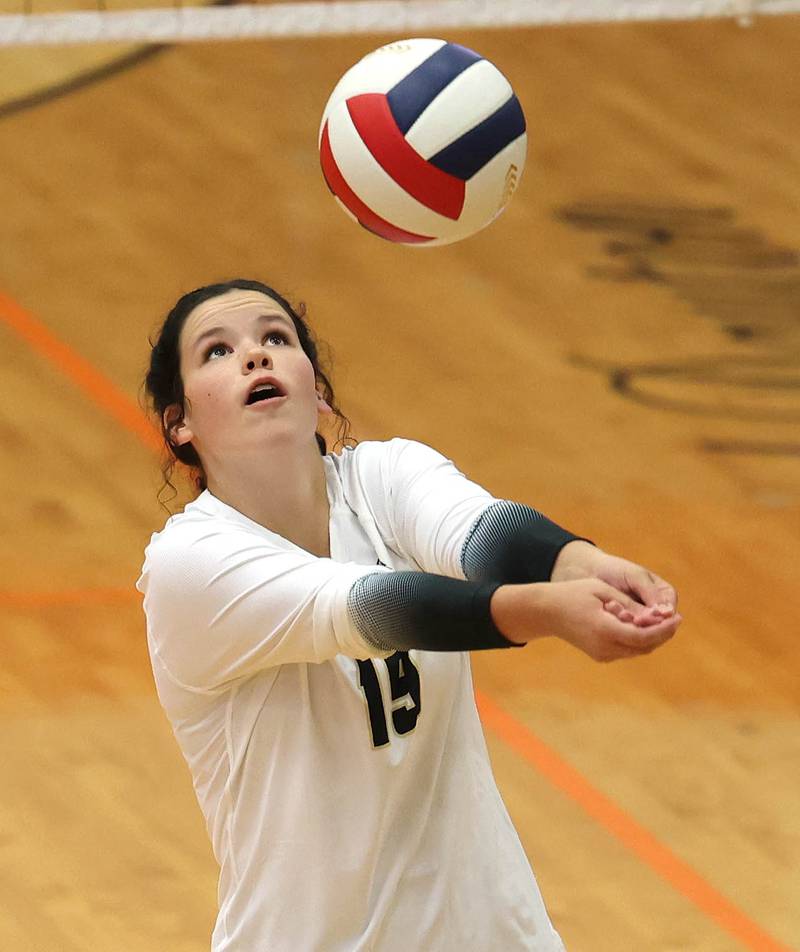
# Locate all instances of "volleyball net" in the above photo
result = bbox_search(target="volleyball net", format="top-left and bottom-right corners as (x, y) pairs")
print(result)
(0, 0), (798, 46)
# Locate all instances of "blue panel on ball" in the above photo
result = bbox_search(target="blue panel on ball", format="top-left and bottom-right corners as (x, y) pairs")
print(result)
(429, 94), (526, 180)
(387, 43), (483, 135)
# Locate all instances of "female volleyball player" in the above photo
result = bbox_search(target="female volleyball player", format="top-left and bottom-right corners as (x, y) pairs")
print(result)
(137, 279), (681, 951)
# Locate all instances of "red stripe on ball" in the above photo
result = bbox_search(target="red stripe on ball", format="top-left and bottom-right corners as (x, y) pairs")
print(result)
(319, 121), (434, 244)
(346, 94), (465, 221)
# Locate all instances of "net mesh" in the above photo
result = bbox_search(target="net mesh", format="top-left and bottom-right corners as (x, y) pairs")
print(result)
(0, 0), (798, 46)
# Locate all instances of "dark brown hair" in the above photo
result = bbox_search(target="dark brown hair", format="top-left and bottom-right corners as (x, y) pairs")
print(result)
(144, 279), (355, 502)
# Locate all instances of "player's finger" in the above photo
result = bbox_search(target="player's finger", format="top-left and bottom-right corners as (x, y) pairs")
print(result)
(609, 612), (682, 650)
(604, 600), (667, 627)
(630, 603), (675, 626)
(595, 582), (640, 613)
(629, 570), (678, 615)
(603, 599), (635, 623)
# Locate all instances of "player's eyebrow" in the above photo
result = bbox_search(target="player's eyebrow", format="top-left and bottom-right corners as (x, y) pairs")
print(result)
(192, 312), (296, 353)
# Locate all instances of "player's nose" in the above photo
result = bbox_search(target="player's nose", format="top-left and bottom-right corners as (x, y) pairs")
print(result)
(243, 346), (272, 373)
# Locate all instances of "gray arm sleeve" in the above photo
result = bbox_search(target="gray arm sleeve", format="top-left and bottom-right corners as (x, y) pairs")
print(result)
(347, 572), (513, 652)
(461, 500), (591, 584)
(346, 502), (589, 654)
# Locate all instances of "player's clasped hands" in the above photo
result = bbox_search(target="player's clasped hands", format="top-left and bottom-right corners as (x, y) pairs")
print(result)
(537, 578), (679, 662)
(491, 542), (682, 662)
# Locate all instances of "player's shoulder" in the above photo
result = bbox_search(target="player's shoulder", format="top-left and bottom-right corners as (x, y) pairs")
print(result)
(147, 490), (223, 537)
(329, 439), (455, 512)
(142, 491), (270, 566)
(334, 436), (446, 473)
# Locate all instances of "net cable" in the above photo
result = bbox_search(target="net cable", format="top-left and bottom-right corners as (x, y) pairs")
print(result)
(1, 0), (797, 46)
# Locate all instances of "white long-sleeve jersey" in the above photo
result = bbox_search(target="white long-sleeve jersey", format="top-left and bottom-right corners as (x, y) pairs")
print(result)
(136, 438), (565, 952)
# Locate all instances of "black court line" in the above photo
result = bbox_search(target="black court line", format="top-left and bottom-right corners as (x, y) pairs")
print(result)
(0, 44), (168, 121)
(701, 439), (800, 456)
(0, 0), (235, 122)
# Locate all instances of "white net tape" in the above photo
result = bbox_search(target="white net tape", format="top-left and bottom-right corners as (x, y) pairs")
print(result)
(0, 0), (797, 46)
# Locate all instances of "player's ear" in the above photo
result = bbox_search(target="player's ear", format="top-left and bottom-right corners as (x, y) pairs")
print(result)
(164, 403), (194, 447)
(316, 390), (333, 416)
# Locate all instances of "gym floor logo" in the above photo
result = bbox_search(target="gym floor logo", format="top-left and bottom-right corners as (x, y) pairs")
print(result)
(556, 201), (800, 458)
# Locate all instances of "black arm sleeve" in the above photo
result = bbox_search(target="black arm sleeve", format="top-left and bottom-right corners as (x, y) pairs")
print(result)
(461, 500), (591, 584)
(347, 571), (515, 652)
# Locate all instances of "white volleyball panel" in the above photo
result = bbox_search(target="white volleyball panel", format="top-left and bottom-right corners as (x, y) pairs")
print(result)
(325, 100), (459, 240)
(319, 38), (446, 141)
(424, 135), (528, 246)
(405, 60), (514, 159)
(463, 135), (527, 229)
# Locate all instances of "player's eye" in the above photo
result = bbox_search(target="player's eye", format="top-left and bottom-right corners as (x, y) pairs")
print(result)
(265, 331), (289, 345)
(205, 342), (230, 360)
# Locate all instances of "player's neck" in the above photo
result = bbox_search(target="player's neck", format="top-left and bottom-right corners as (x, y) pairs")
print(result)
(206, 442), (331, 558)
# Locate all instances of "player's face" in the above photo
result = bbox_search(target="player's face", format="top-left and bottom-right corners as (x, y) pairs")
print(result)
(167, 289), (330, 463)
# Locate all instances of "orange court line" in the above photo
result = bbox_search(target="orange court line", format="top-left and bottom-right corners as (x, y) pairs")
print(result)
(1, 289), (791, 952)
(0, 291), (162, 451)
(475, 689), (794, 952)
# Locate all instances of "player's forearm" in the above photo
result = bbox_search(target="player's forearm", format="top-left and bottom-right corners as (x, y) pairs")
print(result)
(461, 500), (592, 584)
(488, 583), (548, 645)
(347, 571), (521, 652)
(549, 539), (602, 581)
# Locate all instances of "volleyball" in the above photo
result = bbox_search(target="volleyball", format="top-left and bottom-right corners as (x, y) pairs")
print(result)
(318, 38), (527, 246)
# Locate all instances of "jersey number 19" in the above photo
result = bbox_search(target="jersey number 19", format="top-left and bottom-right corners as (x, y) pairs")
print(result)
(356, 652), (421, 748)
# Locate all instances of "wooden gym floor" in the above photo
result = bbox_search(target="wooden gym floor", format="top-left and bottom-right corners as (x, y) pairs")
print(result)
(0, 9), (798, 951)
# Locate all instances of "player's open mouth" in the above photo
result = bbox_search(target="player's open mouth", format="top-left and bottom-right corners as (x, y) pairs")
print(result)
(246, 383), (286, 406)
